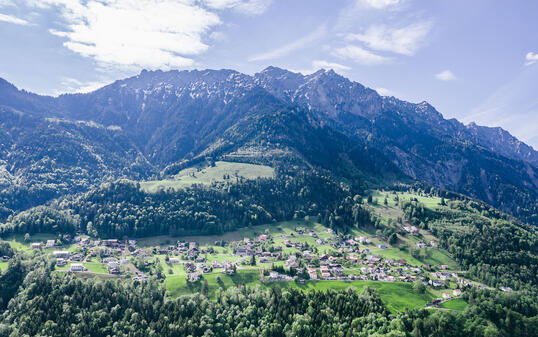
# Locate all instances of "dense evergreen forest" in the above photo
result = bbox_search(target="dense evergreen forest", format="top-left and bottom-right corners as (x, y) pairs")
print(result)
(1, 170), (360, 238)
(0, 255), (536, 337)
(401, 198), (538, 289)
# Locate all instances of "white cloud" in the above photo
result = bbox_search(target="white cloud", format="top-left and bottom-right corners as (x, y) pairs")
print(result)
(466, 64), (538, 148)
(53, 77), (112, 96)
(248, 25), (326, 61)
(34, 0), (223, 69)
(435, 70), (456, 81)
(203, 0), (272, 15)
(375, 87), (394, 96)
(347, 21), (432, 56)
(312, 60), (350, 71)
(360, 0), (401, 9)
(0, 12), (30, 25)
(292, 60), (351, 75)
(525, 52), (538, 66)
(332, 45), (391, 65)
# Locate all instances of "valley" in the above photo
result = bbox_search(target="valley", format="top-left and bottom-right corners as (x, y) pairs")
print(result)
(3, 190), (499, 314)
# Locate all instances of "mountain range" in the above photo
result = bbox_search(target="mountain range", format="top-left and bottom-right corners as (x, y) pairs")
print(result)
(0, 67), (536, 225)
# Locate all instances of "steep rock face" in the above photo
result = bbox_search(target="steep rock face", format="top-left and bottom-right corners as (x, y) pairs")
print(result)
(0, 67), (536, 224)
(466, 122), (538, 166)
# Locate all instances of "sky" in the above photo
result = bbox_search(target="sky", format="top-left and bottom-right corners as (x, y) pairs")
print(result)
(0, 0), (537, 148)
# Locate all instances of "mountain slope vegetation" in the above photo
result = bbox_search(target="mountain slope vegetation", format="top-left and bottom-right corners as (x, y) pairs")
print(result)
(0, 67), (536, 225)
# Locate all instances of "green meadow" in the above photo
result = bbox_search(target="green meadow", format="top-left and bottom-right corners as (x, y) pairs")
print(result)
(139, 161), (274, 193)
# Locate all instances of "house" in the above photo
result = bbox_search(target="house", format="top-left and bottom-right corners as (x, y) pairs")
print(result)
(416, 242), (426, 249)
(70, 254), (83, 261)
(442, 292), (451, 300)
(103, 239), (118, 247)
(168, 257), (180, 264)
(285, 256), (299, 268)
(326, 228), (335, 234)
(452, 289), (462, 296)
(187, 273), (200, 282)
(499, 286), (512, 292)
(377, 244), (387, 249)
(429, 280), (444, 287)
(257, 234), (268, 242)
(267, 271), (293, 282)
(69, 263), (86, 272)
(107, 262), (121, 274)
(53, 251), (70, 259)
(308, 268), (318, 280)
(439, 265), (449, 270)
(31, 243), (42, 250)
(189, 242), (198, 250)
(403, 226), (420, 235)
(430, 241), (438, 247)
(56, 258), (67, 266)
(45, 240), (55, 248)
(235, 248), (247, 256)
(320, 266), (331, 279)
(329, 264), (343, 276)
(357, 236), (371, 244)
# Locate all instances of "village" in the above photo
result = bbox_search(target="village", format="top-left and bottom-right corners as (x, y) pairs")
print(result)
(17, 220), (499, 307)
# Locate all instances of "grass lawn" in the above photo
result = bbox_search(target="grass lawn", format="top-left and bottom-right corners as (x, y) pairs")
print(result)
(2, 233), (57, 251)
(441, 298), (468, 311)
(0, 261), (8, 271)
(137, 219), (334, 247)
(140, 161), (274, 193)
(84, 263), (108, 274)
(166, 268), (434, 313)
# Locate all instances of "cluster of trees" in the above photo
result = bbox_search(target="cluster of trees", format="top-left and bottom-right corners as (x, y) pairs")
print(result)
(402, 197), (538, 289)
(1, 170), (361, 238)
(0, 255), (537, 337)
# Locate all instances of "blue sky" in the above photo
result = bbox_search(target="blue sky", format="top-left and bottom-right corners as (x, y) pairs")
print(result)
(1, 0), (537, 147)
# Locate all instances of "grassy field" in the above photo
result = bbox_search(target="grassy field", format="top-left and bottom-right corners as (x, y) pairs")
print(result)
(140, 161), (274, 192)
(2, 233), (57, 251)
(441, 298), (468, 311)
(0, 262), (8, 271)
(165, 269), (434, 313)
(137, 219), (328, 247)
(84, 263), (108, 274)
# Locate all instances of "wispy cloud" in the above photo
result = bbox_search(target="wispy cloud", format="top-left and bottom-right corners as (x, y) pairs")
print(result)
(292, 60), (351, 74)
(203, 0), (272, 15)
(435, 70), (456, 81)
(312, 60), (350, 71)
(360, 0), (401, 9)
(53, 77), (111, 96)
(347, 21), (433, 56)
(525, 52), (538, 66)
(248, 25), (326, 61)
(466, 65), (538, 148)
(40, 0), (222, 70)
(9, 0), (271, 70)
(0, 12), (30, 25)
(375, 87), (398, 96)
(332, 45), (391, 65)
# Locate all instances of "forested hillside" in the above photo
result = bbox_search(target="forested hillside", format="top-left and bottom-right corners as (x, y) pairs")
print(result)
(0, 256), (536, 337)
(0, 68), (536, 224)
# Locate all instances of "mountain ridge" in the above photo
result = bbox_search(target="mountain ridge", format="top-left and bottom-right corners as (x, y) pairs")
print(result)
(0, 67), (536, 224)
